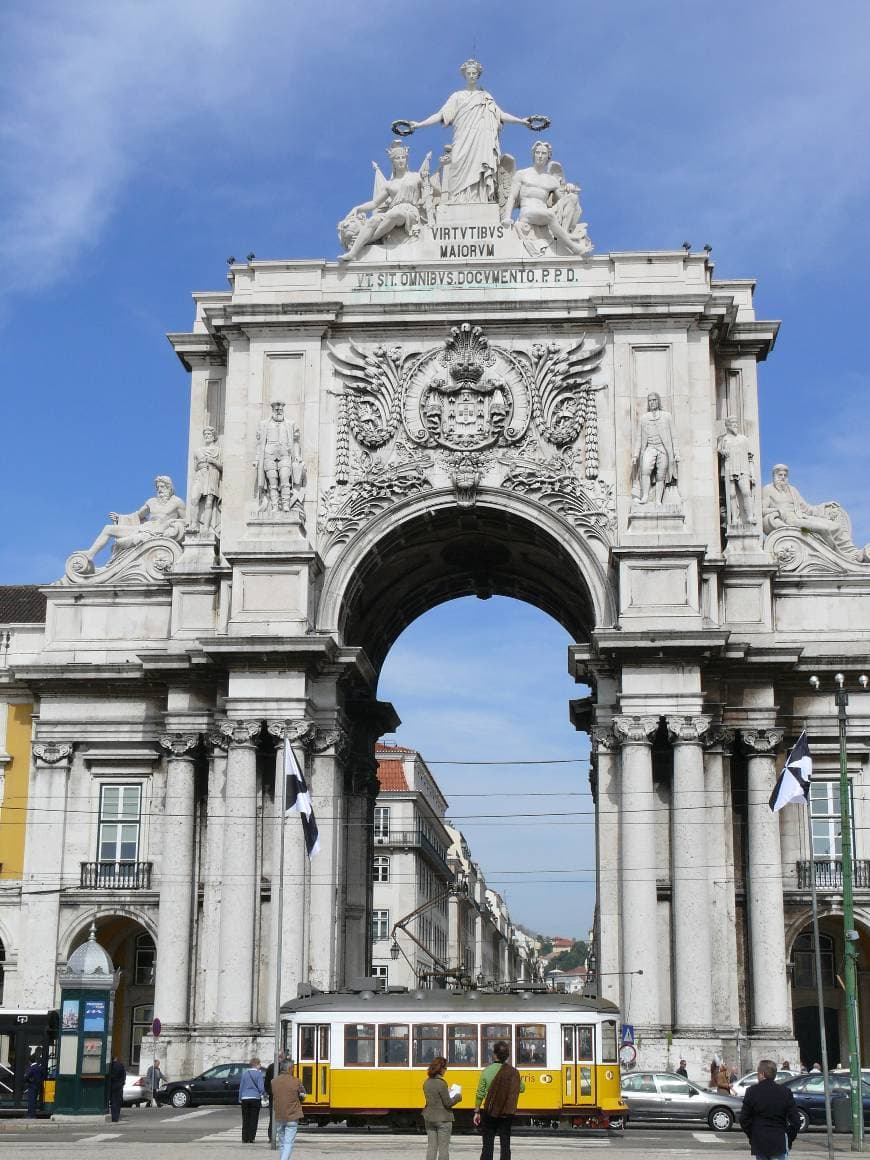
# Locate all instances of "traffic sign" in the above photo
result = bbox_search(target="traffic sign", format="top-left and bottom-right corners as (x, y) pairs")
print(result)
(620, 1023), (635, 1046)
(152, 1017), (162, 1038)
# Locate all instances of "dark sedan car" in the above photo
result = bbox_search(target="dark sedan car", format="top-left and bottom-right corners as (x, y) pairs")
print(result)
(157, 1062), (251, 1108)
(621, 1070), (744, 1131)
(784, 1072), (870, 1132)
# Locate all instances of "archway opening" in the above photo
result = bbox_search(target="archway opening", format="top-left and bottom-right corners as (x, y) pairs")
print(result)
(336, 503), (601, 988)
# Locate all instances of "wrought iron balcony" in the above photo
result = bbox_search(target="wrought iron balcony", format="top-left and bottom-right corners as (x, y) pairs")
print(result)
(80, 861), (153, 889)
(796, 859), (870, 890)
(373, 829), (450, 874)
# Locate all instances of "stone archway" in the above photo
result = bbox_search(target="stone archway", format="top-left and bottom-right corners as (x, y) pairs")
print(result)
(66, 914), (156, 1068)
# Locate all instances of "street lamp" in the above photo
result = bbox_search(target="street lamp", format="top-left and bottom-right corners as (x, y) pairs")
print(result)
(810, 671), (868, 1152)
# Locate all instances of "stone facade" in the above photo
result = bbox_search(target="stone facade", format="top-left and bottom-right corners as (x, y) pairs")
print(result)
(1, 72), (870, 1080)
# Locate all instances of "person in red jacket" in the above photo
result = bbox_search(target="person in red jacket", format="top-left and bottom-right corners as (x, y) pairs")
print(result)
(739, 1059), (801, 1160)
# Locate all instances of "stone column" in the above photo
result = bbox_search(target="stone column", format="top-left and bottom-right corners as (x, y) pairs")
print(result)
(307, 729), (349, 991)
(666, 715), (713, 1031)
(215, 719), (261, 1026)
(613, 716), (661, 1027)
(592, 727), (622, 1007)
(20, 742), (72, 1004)
(704, 727), (739, 1031)
(198, 735), (228, 1024)
(153, 732), (199, 1028)
(743, 727), (790, 1033)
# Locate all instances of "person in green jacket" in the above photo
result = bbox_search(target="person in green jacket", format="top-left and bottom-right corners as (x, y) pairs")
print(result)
(472, 1041), (525, 1160)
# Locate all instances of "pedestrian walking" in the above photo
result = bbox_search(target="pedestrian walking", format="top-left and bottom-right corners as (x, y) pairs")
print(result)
(716, 1063), (731, 1094)
(238, 1056), (265, 1143)
(676, 1059), (688, 1079)
(271, 1059), (306, 1160)
(145, 1058), (165, 1107)
(24, 1054), (45, 1118)
(108, 1056), (126, 1122)
(473, 1040), (524, 1160)
(264, 1049), (287, 1141)
(739, 1058), (801, 1160)
(422, 1056), (461, 1160)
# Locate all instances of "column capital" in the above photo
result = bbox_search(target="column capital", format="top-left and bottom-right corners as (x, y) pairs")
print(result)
(742, 727), (784, 754)
(266, 718), (316, 745)
(159, 732), (200, 757)
(612, 715), (659, 745)
(310, 727), (351, 758)
(702, 723), (736, 753)
(32, 741), (73, 765)
(665, 714), (713, 745)
(591, 725), (622, 752)
(213, 718), (262, 748)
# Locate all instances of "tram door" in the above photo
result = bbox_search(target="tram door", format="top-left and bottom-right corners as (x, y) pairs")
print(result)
(561, 1025), (595, 1107)
(297, 1024), (330, 1104)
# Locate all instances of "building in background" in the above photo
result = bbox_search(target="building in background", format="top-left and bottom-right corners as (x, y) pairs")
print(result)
(372, 744), (542, 989)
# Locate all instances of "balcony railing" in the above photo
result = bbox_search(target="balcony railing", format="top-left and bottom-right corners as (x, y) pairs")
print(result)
(80, 861), (153, 890)
(796, 859), (870, 890)
(374, 829), (450, 872)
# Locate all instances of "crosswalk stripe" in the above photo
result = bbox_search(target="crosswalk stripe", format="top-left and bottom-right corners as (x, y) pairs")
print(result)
(75, 1134), (121, 1144)
(692, 1132), (727, 1144)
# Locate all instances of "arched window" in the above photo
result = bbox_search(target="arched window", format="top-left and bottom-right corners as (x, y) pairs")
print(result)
(134, 933), (156, 986)
(792, 931), (835, 989)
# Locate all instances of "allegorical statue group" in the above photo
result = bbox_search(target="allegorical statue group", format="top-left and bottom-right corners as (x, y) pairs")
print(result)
(337, 58), (592, 261)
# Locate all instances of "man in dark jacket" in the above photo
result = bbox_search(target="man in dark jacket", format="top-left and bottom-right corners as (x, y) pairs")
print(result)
(108, 1056), (127, 1122)
(739, 1059), (801, 1159)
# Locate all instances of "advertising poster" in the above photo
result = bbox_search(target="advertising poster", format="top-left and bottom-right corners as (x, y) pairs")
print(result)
(83, 999), (106, 1033)
(61, 998), (79, 1031)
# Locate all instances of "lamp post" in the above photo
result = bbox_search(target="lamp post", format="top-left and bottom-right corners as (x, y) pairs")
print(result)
(810, 671), (868, 1152)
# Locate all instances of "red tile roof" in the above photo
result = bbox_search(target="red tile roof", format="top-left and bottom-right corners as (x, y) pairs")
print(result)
(376, 742), (417, 756)
(376, 758), (409, 792)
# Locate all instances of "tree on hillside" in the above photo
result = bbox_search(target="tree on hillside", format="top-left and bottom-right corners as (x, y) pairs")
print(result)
(547, 940), (588, 972)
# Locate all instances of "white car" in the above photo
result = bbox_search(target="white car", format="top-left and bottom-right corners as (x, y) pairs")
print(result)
(731, 1070), (795, 1097)
(122, 1073), (151, 1106)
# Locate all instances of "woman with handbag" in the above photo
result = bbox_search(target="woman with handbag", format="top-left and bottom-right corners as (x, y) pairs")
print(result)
(422, 1056), (461, 1160)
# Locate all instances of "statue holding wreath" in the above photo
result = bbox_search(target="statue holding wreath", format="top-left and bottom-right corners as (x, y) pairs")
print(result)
(391, 58), (549, 205)
(338, 140), (434, 263)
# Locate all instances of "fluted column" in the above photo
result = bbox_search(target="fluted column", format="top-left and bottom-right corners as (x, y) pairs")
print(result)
(613, 716), (661, 1027)
(743, 727), (790, 1033)
(667, 715), (713, 1031)
(214, 719), (261, 1025)
(20, 742), (73, 1004)
(704, 726), (739, 1030)
(154, 732), (199, 1028)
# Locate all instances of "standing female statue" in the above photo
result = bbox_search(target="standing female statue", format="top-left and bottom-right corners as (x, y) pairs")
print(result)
(398, 60), (544, 205)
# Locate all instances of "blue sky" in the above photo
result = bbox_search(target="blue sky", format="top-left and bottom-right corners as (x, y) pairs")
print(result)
(2, 1), (869, 934)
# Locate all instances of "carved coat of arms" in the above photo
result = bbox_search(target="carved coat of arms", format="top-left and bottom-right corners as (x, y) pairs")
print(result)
(320, 322), (612, 549)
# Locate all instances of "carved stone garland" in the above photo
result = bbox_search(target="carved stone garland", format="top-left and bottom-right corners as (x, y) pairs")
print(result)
(320, 322), (611, 548)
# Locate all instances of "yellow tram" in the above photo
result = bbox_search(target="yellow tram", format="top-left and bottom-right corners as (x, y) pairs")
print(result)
(281, 988), (626, 1130)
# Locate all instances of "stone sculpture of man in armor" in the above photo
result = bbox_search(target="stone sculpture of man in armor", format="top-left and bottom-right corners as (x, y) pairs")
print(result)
(255, 402), (306, 513)
(190, 426), (223, 533)
(718, 416), (755, 526)
(632, 392), (679, 504)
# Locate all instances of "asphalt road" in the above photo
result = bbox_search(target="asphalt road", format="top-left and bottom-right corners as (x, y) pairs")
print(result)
(0, 1106), (854, 1157)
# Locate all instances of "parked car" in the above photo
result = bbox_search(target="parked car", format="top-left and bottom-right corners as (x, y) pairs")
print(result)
(157, 1063), (251, 1108)
(621, 1070), (744, 1131)
(731, 1069), (795, 1098)
(784, 1072), (870, 1132)
(122, 1073), (151, 1106)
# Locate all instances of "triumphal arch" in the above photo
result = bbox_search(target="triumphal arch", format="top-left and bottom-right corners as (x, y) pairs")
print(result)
(9, 61), (870, 1076)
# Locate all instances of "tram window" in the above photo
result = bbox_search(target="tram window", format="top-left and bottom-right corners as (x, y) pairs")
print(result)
(580, 1066), (592, 1095)
(318, 1026), (330, 1061)
(413, 1024), (444, 1066)
(299, 1026), (316, 1061)
(481, 1024), (511, 1064)
(577, 1026), (593, 1061)
(515, 1024), (546, 1065)
(600, 1019), (618, 1064)
(378, 1024), (409, 1066)
(344, 1023), (375, 1066)
(447, 1024), (478, 1066)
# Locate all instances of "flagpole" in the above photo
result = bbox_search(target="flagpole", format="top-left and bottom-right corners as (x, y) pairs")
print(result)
(271, 737), (288, 1153)
(804, 786), (834, 1159)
